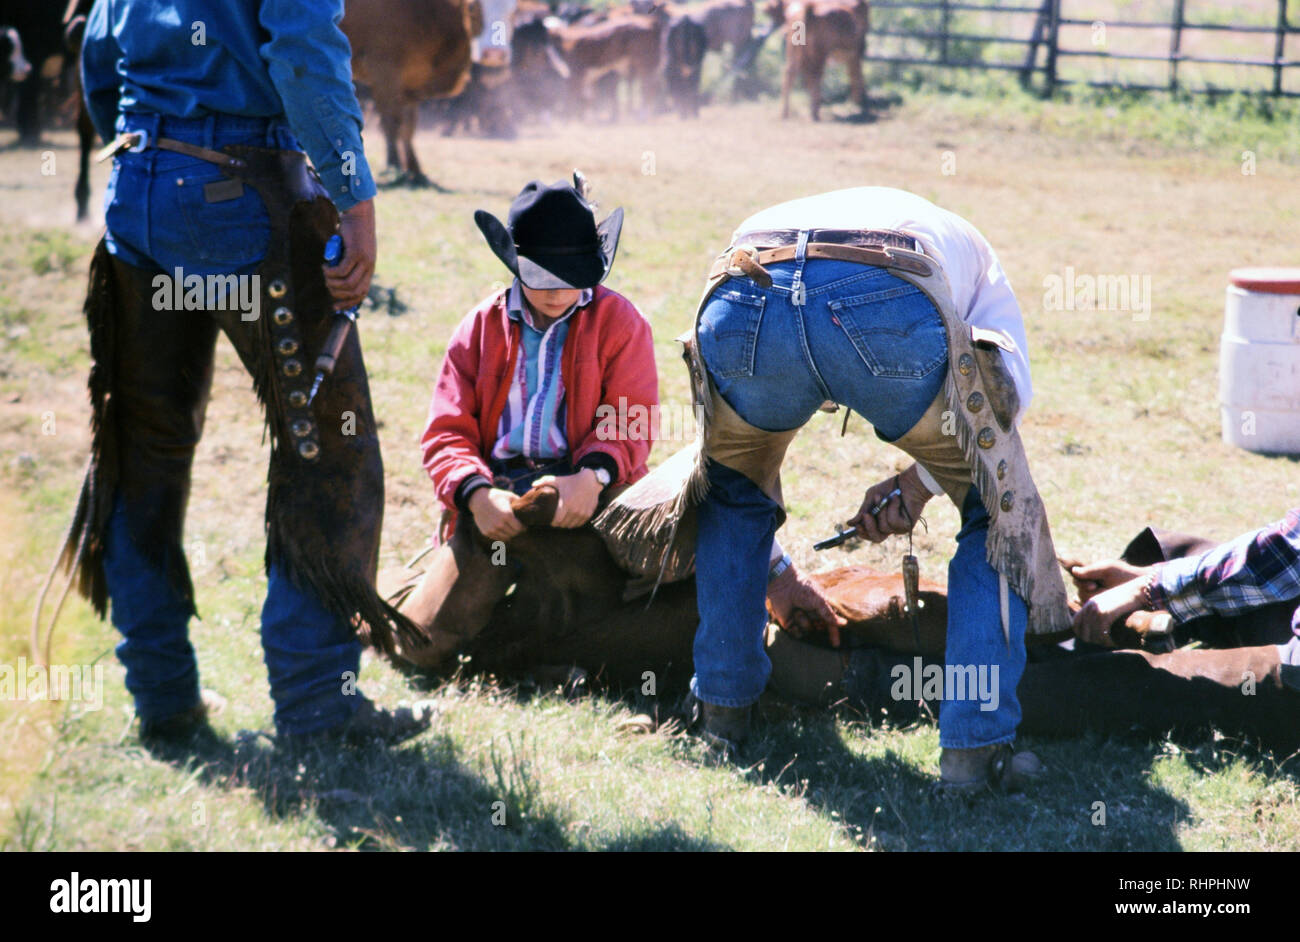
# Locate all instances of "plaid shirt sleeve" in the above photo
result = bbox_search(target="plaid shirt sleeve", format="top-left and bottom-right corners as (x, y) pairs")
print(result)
(1147, 507), (1300, 624)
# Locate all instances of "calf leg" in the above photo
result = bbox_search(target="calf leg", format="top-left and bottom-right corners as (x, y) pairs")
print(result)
(847, 51), (866, 110)
(1018, 644), (1300, 752)
(805, 61), (824, 121)
(394, 520), (513, 670)
(780, 55), (794, 119)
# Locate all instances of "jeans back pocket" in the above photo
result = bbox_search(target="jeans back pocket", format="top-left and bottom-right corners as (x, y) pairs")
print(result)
(171, 164), (272, 273)
(827, 281), (946, 379)
(698, 288), (766, 379)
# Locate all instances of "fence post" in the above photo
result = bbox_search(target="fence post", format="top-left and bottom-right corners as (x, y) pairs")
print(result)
(1169, 0), (1185, 92)
(1021, 0), (1051, 89)
(939, 0), (950, 65)
(1274, 0), (1289, 96)
(1044, 0), (1061, 97)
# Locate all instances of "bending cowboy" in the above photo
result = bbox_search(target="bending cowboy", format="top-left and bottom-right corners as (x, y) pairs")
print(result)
(602, 186), (1072, 791)
(62, 0), (425, 746)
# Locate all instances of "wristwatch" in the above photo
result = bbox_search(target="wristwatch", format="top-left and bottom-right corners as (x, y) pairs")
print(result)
(591, 467), (612, 488)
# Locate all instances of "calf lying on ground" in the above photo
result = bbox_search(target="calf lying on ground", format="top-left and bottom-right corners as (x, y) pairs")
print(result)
(383, 485), (1300, 754)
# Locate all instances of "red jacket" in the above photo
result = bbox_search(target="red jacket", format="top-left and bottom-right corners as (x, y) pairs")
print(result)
(422, 284), (659, 512)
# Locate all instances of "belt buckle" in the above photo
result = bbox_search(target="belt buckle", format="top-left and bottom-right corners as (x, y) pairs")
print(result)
(724, 244), (760, 278)
(127, 129), (150, 153)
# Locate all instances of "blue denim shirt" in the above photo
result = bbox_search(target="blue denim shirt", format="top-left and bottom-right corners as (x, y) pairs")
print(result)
(82, 0), (375, 211)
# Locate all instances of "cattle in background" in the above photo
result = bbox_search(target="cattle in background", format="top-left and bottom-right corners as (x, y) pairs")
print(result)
(435, 2), (570, 137)
(507, 17), (571, 120)
(343, 0), (481, 186)
(661, 13), (706, 118)
(0, 0), (65, 143)
(768, 0), (868, 121)
(689, 0), (755, 57)
(1, 27), (30, 85)
(552, 6), (668, 120)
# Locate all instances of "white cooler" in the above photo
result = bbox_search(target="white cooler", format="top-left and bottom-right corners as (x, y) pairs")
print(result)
(1220, 268), (1300, 454)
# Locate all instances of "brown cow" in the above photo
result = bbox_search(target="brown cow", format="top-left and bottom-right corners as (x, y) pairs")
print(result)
(551, 8), (668, 120)
(768, 0), (868, 121)
(342, 0), (481, 186)
(383, 484), (1300, 757)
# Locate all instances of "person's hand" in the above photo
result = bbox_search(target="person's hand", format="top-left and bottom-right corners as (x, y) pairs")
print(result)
(1072, 576), (1150, 647)
(767, 562), (848, 648)
(534, 469), (602, 528)
(1068, 559), (1151, 604)
(848, 464), (933, 544)
(468, 487), (525, 542)
(325, 198), (376, 311)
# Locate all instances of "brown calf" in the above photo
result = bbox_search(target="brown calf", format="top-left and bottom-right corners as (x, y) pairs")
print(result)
(386, 485), (1300, 755)
(768, 0), (868, 120)
(342, 0), (480, 185)
(552, 8), (668, 119)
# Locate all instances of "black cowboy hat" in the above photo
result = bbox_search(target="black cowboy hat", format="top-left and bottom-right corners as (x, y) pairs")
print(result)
(474, 174), (623, 290)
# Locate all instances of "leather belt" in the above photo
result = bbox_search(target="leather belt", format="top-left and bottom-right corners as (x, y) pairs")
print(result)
(733, 228), (921, 253)
(94, 130), (247, 171)
(708, 240), (932, 286)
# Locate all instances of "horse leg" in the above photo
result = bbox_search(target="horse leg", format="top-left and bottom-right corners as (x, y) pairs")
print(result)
(76, 102), (94, 221)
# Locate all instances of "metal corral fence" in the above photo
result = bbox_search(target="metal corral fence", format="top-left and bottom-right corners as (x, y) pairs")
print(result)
(864, 0), (1300, 96)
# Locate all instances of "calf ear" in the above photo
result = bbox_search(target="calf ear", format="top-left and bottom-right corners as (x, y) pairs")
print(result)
(512, 485), (560, 527)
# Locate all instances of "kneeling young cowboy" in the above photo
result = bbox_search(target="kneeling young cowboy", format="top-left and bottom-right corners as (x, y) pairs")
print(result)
(683, 187), (1071, 790)
(395, 178), (659, 665)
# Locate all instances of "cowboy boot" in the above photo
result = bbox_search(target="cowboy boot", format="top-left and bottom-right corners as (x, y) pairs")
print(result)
(939, 743), (1044, 794)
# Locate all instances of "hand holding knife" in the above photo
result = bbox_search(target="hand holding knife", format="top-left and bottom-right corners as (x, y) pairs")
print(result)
(813, 486), (902, 550)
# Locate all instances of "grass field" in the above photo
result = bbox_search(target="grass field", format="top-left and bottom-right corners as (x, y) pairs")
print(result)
(1, 69), (1299, 851)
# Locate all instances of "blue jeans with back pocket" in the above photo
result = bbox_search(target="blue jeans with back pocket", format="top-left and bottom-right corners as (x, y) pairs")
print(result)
(100, 112), (363, 736)
(693, 256), (1027, 749)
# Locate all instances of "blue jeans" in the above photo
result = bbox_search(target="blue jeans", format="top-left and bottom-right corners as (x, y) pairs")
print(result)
(692, 256), (1028, 749)
(101, 112), (361, 736)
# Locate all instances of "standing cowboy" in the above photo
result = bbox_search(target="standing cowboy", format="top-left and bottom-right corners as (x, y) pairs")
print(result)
(682, 187), (1071, 790)
(66, 0), (427, 746)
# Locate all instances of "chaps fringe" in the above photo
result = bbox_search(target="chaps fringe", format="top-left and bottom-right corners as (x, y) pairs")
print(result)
(58, 241), (119, 617)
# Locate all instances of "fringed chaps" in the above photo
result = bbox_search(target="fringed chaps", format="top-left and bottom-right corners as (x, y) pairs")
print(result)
(59, 146), (421, 656)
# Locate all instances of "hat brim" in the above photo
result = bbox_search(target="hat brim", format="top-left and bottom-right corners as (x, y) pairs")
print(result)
(476, 207), (624, 291)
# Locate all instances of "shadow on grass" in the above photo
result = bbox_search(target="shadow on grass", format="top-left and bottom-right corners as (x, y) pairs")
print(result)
(143, 723), (728, 851)
(737, 704), (1197, 851)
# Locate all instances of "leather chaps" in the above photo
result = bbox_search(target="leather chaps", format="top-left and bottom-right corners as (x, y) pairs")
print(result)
(57, 147), (420, 654)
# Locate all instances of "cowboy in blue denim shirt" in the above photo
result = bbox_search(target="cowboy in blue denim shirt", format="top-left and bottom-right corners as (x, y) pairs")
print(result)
(65, 0), (428, 748)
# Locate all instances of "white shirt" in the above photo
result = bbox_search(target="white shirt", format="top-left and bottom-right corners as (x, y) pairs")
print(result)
(733, 187), (1033, 421)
